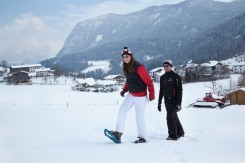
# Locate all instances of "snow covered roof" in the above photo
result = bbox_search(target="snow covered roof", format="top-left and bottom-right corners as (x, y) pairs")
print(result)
(103, 74), (123, 80)
(76, 78), (95, 86)
(155, 68), (165, 76)
(75, 78), (117, 86)
(186, 63), (198, 68)
(179, 64), (187, 68)
(149, 67), (163, 73)
(220, 58), (236, 65)
(226, 87), (245, 95)
(12, 70), (29, 74)
(201, 61), (220, 67)
(35, 68), (51, 72)
(11, 64), (42, 69)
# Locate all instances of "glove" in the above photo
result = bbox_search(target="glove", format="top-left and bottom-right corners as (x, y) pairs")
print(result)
(176, 105), (182, 112)
(120, 90), (126, 97)
(157, 103), (161, 112)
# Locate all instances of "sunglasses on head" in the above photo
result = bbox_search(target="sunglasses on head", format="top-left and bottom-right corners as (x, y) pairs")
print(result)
(122, 55), (130, 59)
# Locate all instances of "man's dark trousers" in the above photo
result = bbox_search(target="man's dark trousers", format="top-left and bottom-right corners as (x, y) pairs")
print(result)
(165, 102), (184, 138)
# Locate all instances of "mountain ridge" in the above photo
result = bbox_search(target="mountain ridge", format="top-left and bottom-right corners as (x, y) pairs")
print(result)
(41, 0), (245, 77)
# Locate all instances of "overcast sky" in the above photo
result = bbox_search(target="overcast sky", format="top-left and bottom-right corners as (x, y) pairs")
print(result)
(0, 0), (234, 64)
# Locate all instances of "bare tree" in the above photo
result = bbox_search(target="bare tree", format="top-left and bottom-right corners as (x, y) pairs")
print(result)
(210, 80), (219, 94)
(238, 72), (245, 87)
(219, 65), (230, 79)
(0, 60), (9, 67)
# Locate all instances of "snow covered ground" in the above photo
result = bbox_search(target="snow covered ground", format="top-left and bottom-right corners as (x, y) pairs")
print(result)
(0, 75), (245, 163)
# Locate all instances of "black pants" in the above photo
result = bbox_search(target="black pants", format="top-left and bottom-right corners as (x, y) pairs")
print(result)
(165, 102), (184, 138)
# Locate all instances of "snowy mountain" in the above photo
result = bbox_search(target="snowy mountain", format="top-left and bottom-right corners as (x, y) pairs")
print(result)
(176, 12), (245, 64)
(42, 0), (245, 77)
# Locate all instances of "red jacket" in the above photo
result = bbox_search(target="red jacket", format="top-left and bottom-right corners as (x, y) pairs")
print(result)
(123, 65), (155, 100)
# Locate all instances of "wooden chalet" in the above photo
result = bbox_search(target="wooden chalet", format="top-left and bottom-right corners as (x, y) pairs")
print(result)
(226, 88), (245, 105)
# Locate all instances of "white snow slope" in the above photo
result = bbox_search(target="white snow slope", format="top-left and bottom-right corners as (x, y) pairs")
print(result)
(81, 60), (111, 74)
(0, 76), (245, 163)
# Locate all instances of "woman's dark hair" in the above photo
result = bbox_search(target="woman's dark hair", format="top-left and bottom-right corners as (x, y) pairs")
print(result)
(122, 56), (136, 76)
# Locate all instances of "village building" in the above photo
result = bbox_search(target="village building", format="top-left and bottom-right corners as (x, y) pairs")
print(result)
(185, 63), (198, 73)
(9, 71), (30, 84)
(35, 68), (54, 77)
(10, 64), (43, 73)
(175, 63), (198, 80)
(103, 74), (125, 85)
(234, 53), (245, 62)
(226, 87), (245, 105)
(196, 60), (222, 79)
(220, 58), (235, 73)
(72, 78), (96, 91)
(199, 61), (222, 75)
(95, 80), (118, 92)
(149, 67), (164, 82)
(10, 64), (54, 78)
(176, 65), (188, 78)
(232, 62), (245, 74)
(72, 77), (118, 92)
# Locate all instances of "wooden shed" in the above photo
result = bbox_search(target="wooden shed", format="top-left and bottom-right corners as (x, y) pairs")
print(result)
(226, 88), (245, 105)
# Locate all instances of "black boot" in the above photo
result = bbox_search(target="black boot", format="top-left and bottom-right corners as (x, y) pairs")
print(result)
(178, 133), (185, 138)
(134, 137), (147, 143)
(110, 131), (123, 142)
(166, 136), (178, 141)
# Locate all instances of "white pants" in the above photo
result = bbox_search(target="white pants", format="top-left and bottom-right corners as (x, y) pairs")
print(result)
(115, 93), (147, 138)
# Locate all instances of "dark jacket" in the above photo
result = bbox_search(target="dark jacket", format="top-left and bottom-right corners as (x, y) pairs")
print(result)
(158, 70), (183, 105)
(126, 61), (147, 93)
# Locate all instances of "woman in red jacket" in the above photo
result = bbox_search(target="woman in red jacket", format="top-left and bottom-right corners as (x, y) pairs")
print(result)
(110, 47), (155, 143)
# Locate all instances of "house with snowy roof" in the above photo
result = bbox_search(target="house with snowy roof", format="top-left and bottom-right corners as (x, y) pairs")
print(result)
(226, 87), (245, 105)
(10, 64), (54, 77)
(199, 61), (222, 75)
(72, 77), (118, 92)
(219, 54), (245, 74)
(9, 71), (30, 84)
(220, 58), (235, 72)
(73, 78), (96, 91)
(35, 68), (54, 77)
(232, 62), (245, 74)
(149, 67), (164, 82)
(10, 64), (43, 73)
(103, 74), (125, 84)
(175, 63), (198, 79)
(95, 80), (118, 92)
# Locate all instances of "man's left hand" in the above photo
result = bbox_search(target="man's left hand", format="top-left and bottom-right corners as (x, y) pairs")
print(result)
(176, 105), (182, 112)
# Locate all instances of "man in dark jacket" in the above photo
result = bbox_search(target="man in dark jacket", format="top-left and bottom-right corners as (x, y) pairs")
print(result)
(158, 60), (184, 140)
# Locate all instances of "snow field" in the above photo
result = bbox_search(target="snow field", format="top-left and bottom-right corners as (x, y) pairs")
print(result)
(0, 76), (245, 163)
